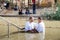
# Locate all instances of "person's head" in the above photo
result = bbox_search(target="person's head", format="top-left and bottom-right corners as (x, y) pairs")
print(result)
(29, 16), (34, 22)
(38, 17), (42, 23)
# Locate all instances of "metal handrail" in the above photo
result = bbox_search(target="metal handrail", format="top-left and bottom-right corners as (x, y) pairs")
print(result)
(0, 17), (23, 38)
(0, 17), (22, 29)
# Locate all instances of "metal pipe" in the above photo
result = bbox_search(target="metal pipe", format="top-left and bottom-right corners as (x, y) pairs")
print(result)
(7, 23), (10, 38)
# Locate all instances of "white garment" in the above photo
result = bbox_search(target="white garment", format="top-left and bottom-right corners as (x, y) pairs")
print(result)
(25, 21), (36, 31)
(4, 3), (7, 6)
(35, 21), (45, 33)
(35, 21), (45, 40)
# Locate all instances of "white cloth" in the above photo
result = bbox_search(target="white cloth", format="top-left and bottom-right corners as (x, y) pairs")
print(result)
(35, 21), (45, 40)
(4, 3), (7, 6)
(25, 21), (36, 31)
(35, 21), (45, 33)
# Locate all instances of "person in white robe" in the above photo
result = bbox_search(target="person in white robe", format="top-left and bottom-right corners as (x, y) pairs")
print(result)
(35, 17), (45, 40)
(24, 17), (36, 32)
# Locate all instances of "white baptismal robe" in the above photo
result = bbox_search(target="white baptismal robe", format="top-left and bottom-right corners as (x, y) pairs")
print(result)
(25, 21), (36, 31)
(35, 21), (45, 40)
(35, 21), (45, 33)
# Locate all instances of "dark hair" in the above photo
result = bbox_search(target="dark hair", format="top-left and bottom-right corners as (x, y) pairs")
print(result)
(38, 17), (42, 20)
(29, 17), (32, 20)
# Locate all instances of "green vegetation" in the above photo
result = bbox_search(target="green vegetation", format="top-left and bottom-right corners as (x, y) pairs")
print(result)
(45, 2), (60, 20)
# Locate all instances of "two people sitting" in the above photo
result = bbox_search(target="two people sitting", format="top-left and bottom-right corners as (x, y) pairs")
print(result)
(18, 8), (32, 15)
(21, 16), (45, 40)
(22, 16), (45, 33)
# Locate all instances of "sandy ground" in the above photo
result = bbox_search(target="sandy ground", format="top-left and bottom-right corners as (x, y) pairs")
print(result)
(0, 17), (60, 40)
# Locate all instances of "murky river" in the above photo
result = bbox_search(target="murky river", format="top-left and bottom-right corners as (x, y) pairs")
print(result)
(0, 17), (60, 40)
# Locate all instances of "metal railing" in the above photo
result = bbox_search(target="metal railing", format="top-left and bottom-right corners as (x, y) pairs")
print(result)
(0, 17), (23, 38)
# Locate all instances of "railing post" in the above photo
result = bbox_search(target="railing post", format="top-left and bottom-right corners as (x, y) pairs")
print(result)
(7, 23), (10, 38)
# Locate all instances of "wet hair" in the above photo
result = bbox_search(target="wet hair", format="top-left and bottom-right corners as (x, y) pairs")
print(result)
(38, 17), (42, 20)
(29, 16), (34, 20)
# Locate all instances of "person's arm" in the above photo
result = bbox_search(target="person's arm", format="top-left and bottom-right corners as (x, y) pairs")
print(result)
(20, 28), (25, 30)
(24, 23), (29, 31)
(20, 22), (28, 30)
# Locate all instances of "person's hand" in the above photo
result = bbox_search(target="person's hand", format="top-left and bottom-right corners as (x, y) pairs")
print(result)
(21, 28), (25, 30)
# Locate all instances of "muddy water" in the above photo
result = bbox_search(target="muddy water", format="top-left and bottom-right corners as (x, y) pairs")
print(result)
(0, 17), (45, 40)
(0, 30), (44, 40)
(0, 17), (60, 40)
